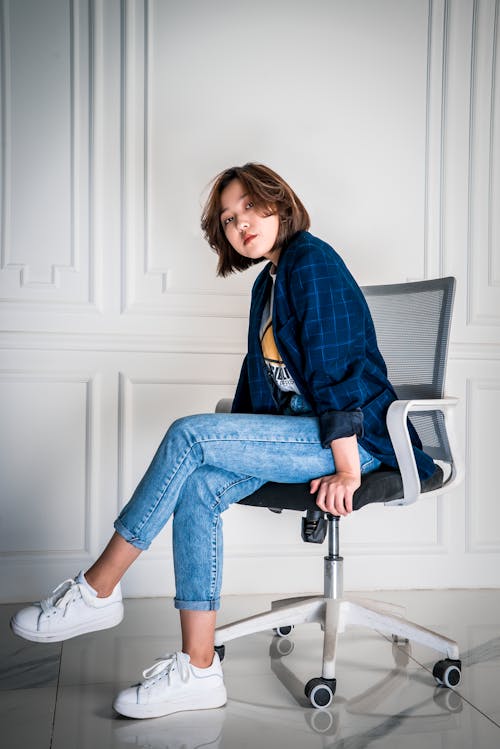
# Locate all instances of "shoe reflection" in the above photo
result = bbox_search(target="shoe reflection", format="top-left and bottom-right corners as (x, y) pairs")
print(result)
(112, 706), (226, 749)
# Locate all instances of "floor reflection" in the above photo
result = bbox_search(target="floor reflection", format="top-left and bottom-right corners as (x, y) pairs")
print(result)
(2, 591), (500, 748)
(112, 708), (226, 749)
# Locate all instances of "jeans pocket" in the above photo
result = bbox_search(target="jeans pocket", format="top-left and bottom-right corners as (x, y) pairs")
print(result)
(360, 455), (382, 475)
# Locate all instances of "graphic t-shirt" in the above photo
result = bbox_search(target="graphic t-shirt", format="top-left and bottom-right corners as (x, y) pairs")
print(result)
(260, 269), (300, 394)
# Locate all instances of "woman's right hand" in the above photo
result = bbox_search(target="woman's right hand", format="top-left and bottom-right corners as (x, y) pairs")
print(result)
(310, 471), (360, 516)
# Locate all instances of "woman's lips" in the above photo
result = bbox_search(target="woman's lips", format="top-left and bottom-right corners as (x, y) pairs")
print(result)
(244, 234), (257, 245)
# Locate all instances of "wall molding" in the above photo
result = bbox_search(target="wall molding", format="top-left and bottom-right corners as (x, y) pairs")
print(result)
(424, 0), (448, 279)
(225, 539), (448, 558)
(120, 0), (252, 318)
(467, 0), (500, 324)
(449, 341), (500, 360)
(0, 369), (99, 558)
(465, 376), (500, 553)
(0, 0), (100, 309)
(117, 372), (236, 516)
(136, 538), (449, 563)
(489, 0), (500, 287)
(2, 330), (500, 359)
(0, 0), (10, 285)
(0, 329), (247, 353)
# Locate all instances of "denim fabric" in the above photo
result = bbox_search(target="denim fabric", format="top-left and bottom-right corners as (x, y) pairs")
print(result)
(114, 413), (381, 611)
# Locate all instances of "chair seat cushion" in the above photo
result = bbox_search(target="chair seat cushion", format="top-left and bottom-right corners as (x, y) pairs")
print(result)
(238, 465), (444, 513)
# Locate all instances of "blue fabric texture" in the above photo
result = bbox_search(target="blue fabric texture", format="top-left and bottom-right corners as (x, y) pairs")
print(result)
(232, 230), (436, 481)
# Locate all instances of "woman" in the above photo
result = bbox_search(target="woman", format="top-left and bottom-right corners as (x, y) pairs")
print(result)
(10, 163), (436, 719)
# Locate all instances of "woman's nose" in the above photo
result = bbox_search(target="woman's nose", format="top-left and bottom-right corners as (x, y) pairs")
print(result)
(237, 217), (250, 232)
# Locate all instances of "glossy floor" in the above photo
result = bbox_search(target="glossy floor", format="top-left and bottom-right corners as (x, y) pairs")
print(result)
(2, 589), (500, 749)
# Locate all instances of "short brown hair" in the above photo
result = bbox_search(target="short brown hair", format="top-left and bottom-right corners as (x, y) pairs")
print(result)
(201, 163), (310, 277)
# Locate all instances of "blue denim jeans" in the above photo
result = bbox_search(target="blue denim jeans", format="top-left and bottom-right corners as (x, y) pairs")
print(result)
(114, 411), (381, 611)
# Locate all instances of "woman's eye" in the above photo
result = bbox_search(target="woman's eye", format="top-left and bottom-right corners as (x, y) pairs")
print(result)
(223, 216), (233, 226)
(246, 201), (254, 209)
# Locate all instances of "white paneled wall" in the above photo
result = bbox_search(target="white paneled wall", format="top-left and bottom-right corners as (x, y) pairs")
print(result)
(1, 0), (499, 602)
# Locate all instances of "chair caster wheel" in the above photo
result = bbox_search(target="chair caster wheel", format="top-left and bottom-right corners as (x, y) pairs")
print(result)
(305, 677), (336, 708)
(433, 687), (463, 712)
(275, 637), (294, 656)
(273, 625), (294, 637)
(305, 709), (339, 735)
(432, 658), (461, 687)
(214, 645), (225, 663)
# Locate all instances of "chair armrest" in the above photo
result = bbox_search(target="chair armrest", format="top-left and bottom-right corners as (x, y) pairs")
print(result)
(385, 398), (463, 506)
(216, 398), (233, 413)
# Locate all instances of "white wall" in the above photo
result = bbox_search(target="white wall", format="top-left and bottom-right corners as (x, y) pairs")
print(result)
(1, 0), (499, 602)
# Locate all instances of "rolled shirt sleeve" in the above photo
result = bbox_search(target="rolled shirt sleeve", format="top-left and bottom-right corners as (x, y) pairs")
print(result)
(319, 408), (364, 448)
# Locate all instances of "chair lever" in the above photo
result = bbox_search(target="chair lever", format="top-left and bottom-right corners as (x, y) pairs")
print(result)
(302, 510), (328, 544)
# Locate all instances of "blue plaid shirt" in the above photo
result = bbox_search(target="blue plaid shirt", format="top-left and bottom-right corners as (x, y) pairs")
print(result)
(232, 231), (436, 480)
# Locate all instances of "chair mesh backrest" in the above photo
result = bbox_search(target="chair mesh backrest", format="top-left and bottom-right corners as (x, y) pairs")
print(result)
(362, 277), (456, 462)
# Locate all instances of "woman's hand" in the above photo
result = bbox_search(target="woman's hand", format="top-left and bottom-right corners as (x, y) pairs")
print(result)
(311, 434), (361, 515)
(310, 472), (361, 516)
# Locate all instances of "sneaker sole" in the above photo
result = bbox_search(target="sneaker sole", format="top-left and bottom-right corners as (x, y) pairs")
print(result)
(9, 603), (124, 643)
(113, 685), (228, 719)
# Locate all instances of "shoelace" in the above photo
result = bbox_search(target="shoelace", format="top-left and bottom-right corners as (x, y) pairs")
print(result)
(40, 578), (81, 616)
(141, 652), (191, 689)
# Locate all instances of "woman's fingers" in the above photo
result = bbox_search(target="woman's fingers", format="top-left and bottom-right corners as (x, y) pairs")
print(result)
(316, 485), (348, 516)
(311, 474), (357, 516)
(309, 477), (322, 494)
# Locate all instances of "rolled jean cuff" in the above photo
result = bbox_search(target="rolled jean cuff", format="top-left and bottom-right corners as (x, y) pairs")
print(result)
(113, 519), (151, 551)
(174, 598), (220, 611)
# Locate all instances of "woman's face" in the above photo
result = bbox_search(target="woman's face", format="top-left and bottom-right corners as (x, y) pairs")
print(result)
(219, 179), (281, 264)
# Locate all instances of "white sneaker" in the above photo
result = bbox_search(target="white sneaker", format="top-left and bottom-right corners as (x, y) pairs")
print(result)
(10, 574), (123, 643)
(113, 651), (227, 719)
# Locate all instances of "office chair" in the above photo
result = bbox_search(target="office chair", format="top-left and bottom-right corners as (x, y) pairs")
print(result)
(213, 277), (464, 709)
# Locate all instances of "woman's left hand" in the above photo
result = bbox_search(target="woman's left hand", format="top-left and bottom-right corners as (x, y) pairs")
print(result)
(310, 472), (361, 516)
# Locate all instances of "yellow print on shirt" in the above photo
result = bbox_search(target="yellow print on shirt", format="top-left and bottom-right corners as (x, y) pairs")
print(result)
(261, 322), (297, 390)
